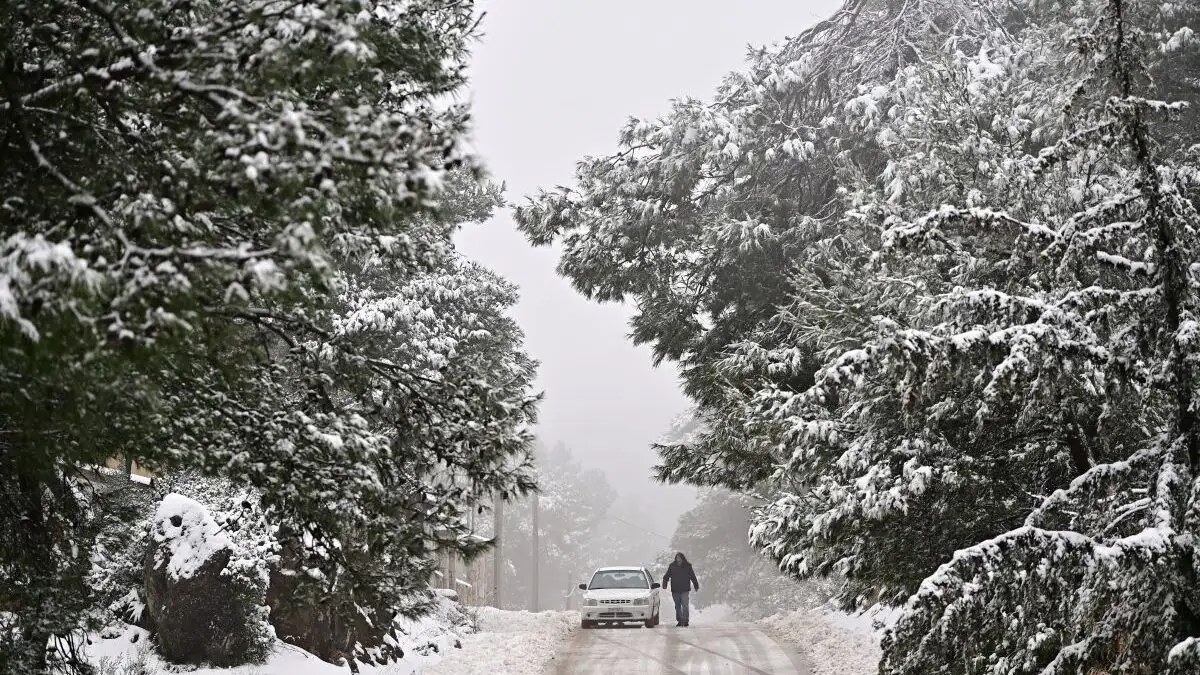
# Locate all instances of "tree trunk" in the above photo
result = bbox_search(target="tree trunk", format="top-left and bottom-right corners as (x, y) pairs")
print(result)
(16, 472), (51, 673)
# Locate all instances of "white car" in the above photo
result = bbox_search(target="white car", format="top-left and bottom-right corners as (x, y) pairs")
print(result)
(577, 566), (662, 629)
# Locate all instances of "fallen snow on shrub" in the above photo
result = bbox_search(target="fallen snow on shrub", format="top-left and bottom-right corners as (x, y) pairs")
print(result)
(150, 493), (230, 580)
(421, 608), (578, 675)
(759, 604), (899, 675)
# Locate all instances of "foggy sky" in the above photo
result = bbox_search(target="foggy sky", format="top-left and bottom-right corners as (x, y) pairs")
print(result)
(454, 0), (843, 538)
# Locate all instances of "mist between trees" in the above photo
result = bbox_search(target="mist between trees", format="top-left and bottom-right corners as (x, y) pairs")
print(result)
(452, 441), (830, 617)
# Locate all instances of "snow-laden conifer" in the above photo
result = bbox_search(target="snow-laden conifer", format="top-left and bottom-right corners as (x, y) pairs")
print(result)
(1, 3), (538, 671)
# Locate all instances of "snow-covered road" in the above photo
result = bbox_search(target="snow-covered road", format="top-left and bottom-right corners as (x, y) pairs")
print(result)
(550, 623), (810, 674)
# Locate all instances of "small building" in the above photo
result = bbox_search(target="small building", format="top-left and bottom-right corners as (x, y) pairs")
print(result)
(102, 455), (155, 483)
(433, 544), (496, 607)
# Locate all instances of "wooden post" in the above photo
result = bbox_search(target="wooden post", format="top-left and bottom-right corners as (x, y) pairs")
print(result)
(531, 492), (539, 612)
(493, 494), (504, 608)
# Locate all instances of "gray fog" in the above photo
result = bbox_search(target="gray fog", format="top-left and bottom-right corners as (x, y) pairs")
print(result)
(455, 0), (843, 539)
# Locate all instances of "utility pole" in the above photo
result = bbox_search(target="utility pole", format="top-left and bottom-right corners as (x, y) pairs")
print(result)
(531, 491), (540, 612)
(493, 494), (504, 609)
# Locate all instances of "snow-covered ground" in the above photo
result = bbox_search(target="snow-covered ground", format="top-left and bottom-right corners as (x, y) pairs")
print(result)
(758, 603), (900, 675)
(86, 589), (891, 675)
(90, 625), (453, 675)
(86, 600), (576, 675)
(89, 625), (455, 675)
(422, 608), (577, 675)
(690, 603), (737, 623)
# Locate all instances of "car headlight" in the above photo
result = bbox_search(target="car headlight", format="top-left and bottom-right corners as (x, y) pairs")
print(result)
(585, 598), (598, 606)
(632, 596), (650, 605)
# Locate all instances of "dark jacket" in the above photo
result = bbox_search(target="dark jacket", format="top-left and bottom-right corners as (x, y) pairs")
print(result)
(662, 561), (699, 592)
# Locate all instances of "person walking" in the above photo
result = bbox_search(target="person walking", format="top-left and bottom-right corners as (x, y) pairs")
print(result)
(662, 552), (700, 627)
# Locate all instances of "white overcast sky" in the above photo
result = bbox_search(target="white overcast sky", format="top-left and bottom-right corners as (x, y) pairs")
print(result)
(455, 0), (843, 536)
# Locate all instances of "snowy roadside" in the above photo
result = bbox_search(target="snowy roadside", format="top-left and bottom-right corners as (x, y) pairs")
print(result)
(87, 623), (457, 675)
(84, 599), (576, 675)
(422, 608), (578, 675)
(759, 604), (899, 675)
(690, 603), (737, 623)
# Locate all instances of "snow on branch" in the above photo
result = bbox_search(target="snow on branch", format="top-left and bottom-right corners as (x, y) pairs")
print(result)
(883, 524), (1184, 675)
(883, 205), (1061, 251)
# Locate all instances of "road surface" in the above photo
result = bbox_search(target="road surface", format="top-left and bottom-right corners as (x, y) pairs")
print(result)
(551, 623), (810, 674)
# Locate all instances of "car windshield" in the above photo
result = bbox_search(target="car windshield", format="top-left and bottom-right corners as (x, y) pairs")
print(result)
(588, 570), (649, 590)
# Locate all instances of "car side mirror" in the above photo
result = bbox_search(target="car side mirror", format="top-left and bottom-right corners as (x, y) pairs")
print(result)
(578, 583), (588, 591)
(651, 582), (661, 589)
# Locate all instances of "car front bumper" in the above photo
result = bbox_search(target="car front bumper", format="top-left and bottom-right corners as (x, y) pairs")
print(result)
(582, 605), (653, 621)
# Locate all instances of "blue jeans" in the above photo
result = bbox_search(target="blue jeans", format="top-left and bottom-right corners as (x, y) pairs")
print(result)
(672, 591), (690, 624)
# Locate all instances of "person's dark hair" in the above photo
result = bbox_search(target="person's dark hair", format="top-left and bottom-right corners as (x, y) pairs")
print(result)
(674, 552), (689, 565)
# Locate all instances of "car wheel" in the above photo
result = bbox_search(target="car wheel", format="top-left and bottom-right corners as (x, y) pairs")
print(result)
(645, 612), (657, 629)
(581, 620), (595, 629)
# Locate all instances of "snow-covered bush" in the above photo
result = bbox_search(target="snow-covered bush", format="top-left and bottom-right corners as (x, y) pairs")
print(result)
(92, 647), (154, 675)
(88, 471), (276, 638)
(88, 483), (157, 630)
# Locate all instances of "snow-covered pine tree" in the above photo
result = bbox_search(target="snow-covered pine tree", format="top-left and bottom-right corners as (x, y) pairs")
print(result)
(516, 0), (1026, 494)
(517, 0), (1067, 607)
(749, 0), (1200, 670)
(0, 2), (539, 672)
(734, 0), (1159, 614)
(265, 253), (538, 666)
(863, 1), (1200, 670)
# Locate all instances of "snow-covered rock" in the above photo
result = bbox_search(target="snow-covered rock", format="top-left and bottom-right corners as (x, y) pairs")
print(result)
(149, 494), (230, 580)
(143, 493), (271, 666)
